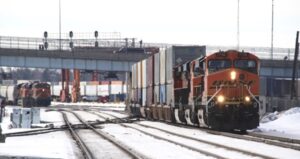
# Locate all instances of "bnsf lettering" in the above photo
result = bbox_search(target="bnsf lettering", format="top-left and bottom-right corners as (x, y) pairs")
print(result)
(210, 80), (254, 89)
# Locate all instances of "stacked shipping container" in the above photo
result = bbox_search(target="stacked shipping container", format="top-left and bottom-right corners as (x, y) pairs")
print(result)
(130, 45), (206, 119)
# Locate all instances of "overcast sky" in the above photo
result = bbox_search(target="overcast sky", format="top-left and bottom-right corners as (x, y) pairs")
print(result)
(0, 0), (299, 48)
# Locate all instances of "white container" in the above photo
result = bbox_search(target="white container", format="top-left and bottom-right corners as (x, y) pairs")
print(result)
(160, 48), (166, 85)
(142, 88), (147, 107)
(166, 84), (174, 107)
(137, 61), (142, 89)
(0, 86), (7, 98)
(11, 108), (21, 128)
(154, 53), (160, 86)
(7, 85), (17, 103)
(98, 85), (109, 96)
(80, 85), (86, 96)
(21, 108), (32, 128)
(31, 108), (40, 124)
(131, 63), (137, 89)
(85, 85), (97, 96)
(110, 81), (123, 95)
(142, 59), (147, 88)
(52, 85), (62, 96)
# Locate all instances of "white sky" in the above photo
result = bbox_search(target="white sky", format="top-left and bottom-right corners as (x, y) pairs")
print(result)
(0, 0), (299, 48)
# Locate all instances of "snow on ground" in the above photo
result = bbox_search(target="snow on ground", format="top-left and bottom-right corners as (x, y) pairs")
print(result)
(255, 107), (300, 139)
(0, 131), (81, 159)
(1, 104), (300, 159)
(51, 101), (126, 109)
(138, 121), (300, 159)
(102, 124), (215, 159)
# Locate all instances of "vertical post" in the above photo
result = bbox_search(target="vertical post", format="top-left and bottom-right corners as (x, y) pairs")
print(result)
(271, 0), (274, 60)
(237, 0), (240, 51)
(291, 31), (299, 100)
(59, 0), (62, 50)
(270, 0), (274, 110)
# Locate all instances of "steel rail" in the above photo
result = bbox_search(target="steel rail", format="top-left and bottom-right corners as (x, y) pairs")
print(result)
(136, 123), (275, 159)
(95, 111), (276, 159)
(61, 112), (94, 159)
(94, 111), (228, 159)
(101, 110), (300, 152)
(67, 110), (148, 159)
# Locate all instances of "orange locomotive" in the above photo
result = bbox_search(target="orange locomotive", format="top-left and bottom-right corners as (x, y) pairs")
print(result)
(18, 81), (51, 107)
(130, 49), (260, 131)
(174, 50), (260, 131)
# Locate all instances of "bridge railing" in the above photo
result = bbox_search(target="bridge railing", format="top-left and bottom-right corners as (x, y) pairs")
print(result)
(0, 35), (295, 60)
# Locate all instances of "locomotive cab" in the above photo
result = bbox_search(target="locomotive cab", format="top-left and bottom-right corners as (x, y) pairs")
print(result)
(201, 50), (260, 131)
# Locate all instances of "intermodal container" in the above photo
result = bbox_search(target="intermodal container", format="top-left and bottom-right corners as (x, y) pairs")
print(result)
(159, 84), (166, 104)
(98, 84), (109, 96)
(137, 61), (142, 89)
(86, 85), (97, 96)
(154, 53), (160, 86)
(154, 85), (160, 104)
(146, 55), (154, 106)
(142, 59), (147, 88)
(159, 48), (166, 85)
(131, 63), (137, 89)
(166, 84), (174, 107)
(80, 85), (86, 96)
(166, 45), (206, 84)
(147, 55), (154, 87)
(142, 88), (147, 106)
(110, 81), (123, 94)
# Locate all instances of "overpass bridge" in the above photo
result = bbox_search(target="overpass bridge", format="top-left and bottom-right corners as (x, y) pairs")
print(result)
(0, 35), (296, 77)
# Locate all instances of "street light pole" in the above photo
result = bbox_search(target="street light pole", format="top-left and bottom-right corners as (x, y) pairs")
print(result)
(59, 0), (62, 50)
(271, 0), (274, 59)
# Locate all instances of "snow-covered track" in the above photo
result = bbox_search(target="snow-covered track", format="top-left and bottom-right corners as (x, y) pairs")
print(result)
(5, 128), (64, 137)
(91, 111), (273, 159)
(204, 129), (300, 151)
(136, 123), (275, 159)
(65, 110), (147, 159)
(61, 112), (94, 159)
(245, 132), (300, 151)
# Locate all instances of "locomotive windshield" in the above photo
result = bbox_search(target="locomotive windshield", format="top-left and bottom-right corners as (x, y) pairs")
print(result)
(208, 60), (231, 73)
(234, 60), (257, 74)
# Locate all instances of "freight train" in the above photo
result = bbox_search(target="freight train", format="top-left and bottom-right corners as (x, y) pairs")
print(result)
(129, 46), (260, 131)
(0, 81), (51, 107)
(51, 81), (127, 103)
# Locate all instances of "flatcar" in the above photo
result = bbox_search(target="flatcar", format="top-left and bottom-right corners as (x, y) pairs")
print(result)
(129, 49), (260, 131)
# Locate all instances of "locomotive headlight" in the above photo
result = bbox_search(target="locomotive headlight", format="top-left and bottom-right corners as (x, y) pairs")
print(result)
(230, 71), (237, 80)
(245, 96), (250, 102)
(217, 95), (225, 103)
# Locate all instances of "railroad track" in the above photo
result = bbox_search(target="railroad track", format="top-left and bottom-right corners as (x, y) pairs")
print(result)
(95, 110), (300, 154)
(61, 110), (147, 159)
(87, 110), (279, 159)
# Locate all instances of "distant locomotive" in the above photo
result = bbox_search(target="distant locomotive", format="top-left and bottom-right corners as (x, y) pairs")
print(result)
(129, 48), (260, 131)
(0, 81), (51, 107)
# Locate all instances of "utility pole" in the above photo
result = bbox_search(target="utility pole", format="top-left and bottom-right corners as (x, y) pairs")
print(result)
(291, 31), (299, 100)
(270, 0), (274, 111)
(237, 0), (240, 51)
(271, 0), (274, 59)
(59, 0), (62, 50)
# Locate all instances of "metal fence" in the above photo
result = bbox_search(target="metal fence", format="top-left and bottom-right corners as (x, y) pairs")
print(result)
(0, 35), (295, 60)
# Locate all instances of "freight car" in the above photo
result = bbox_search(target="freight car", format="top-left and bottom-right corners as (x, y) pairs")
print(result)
(129, 48), (260, 131)
(0, 85), (18, 105)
